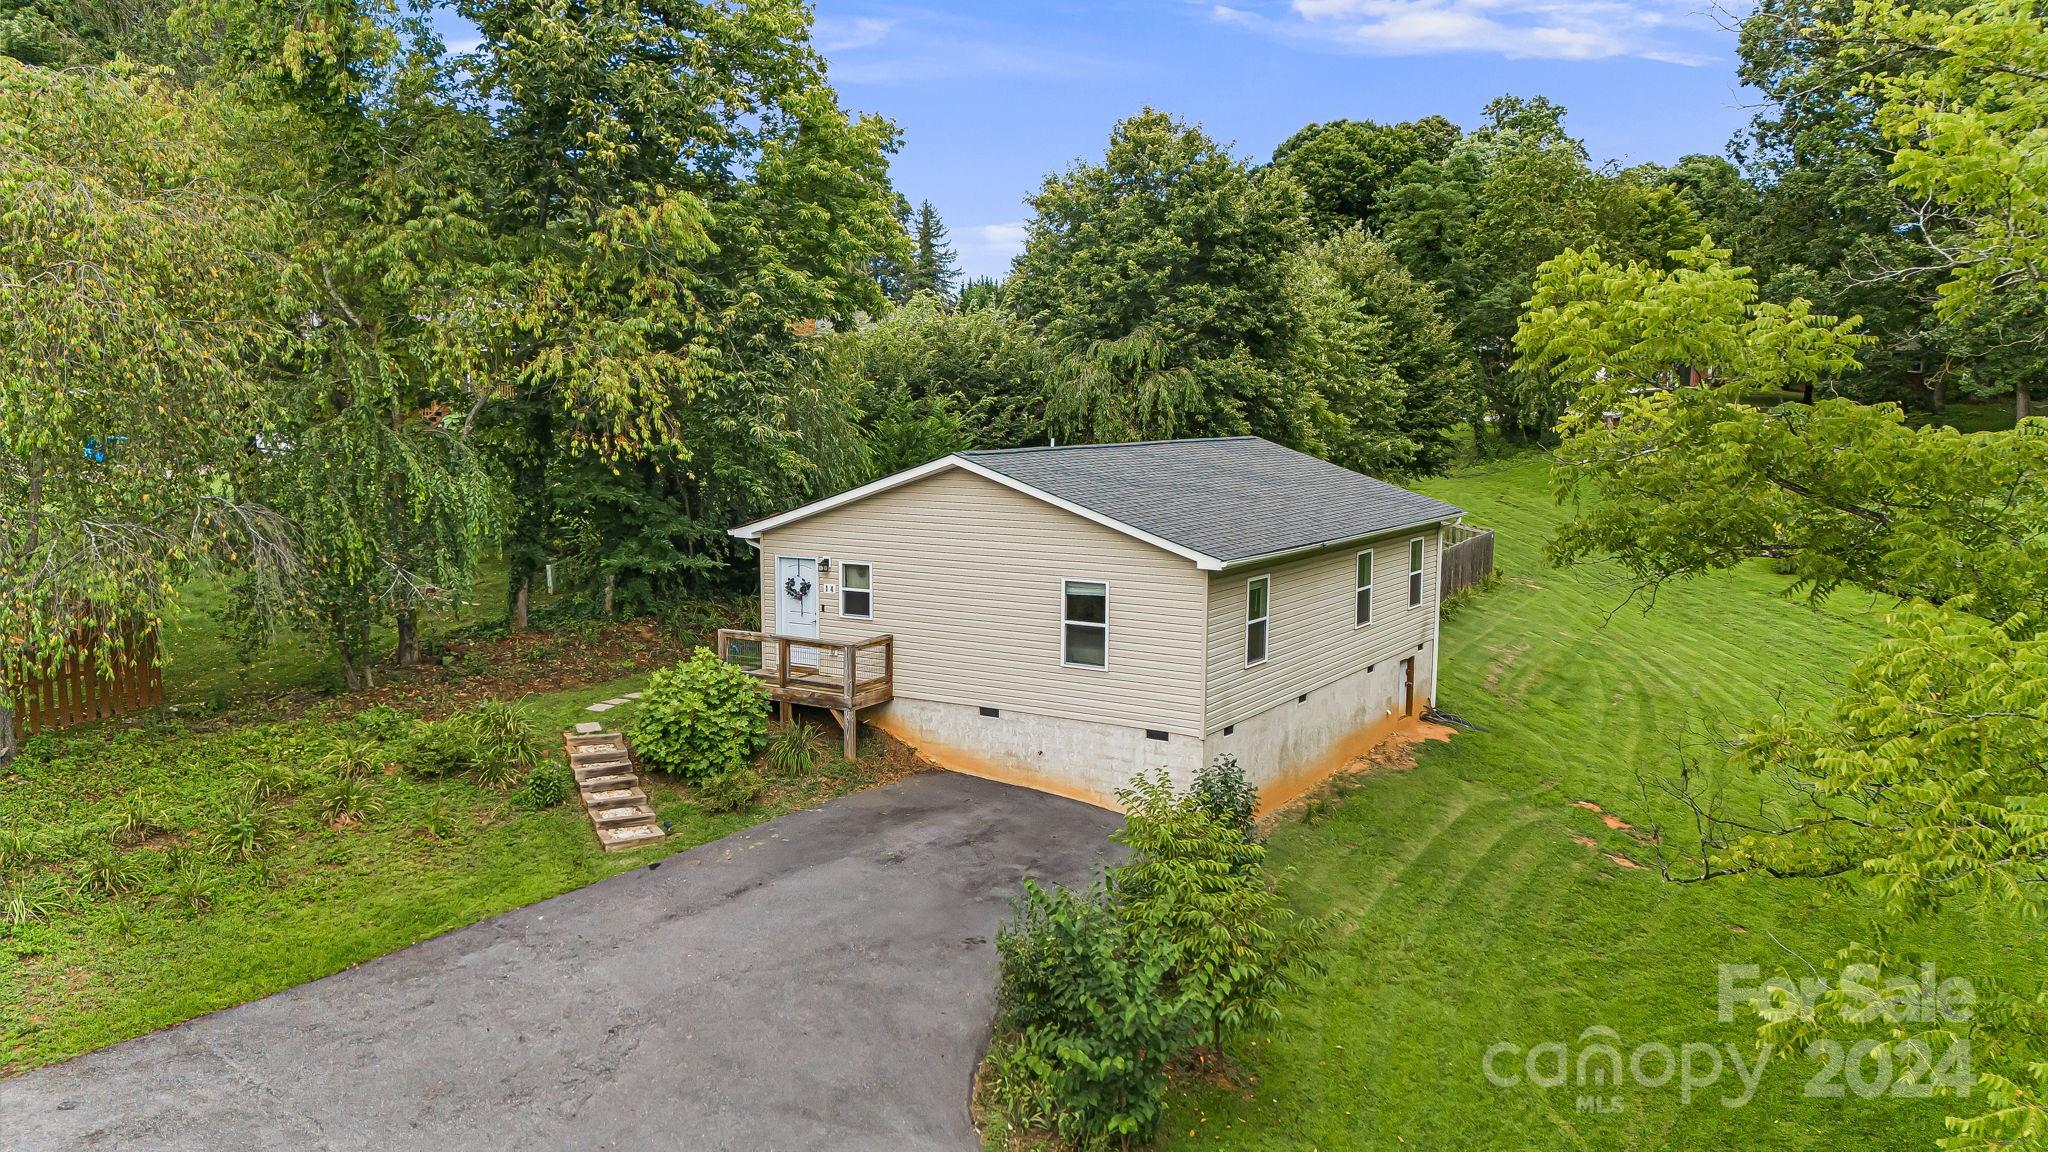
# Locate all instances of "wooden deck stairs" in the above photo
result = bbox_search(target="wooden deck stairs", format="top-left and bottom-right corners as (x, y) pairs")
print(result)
(564, 729), (666, 851)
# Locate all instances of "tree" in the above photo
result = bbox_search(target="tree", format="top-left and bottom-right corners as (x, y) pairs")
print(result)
(1009, 109), (1311, 446)
(1517, 227), (2048, 1152)
(1853, 0), (2047, 421)
(1270, 114), (1460, 233)
(816, 293), (1053, 474)
(906, 199), (960, 300)
(1380, 98), (1706, 438)
(456, 0), (907, 623)
(1285, 229), (1476, 474)
(0, 60), (296, 704)
(188, 0), (506, 682)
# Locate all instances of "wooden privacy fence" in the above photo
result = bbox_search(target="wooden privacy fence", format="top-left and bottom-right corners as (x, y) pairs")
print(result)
(1441, 522), (1496, 599)
(5, 622), (165, 735)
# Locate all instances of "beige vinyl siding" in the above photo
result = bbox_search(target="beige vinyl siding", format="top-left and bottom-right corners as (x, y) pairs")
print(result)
(1203, 526), (1441, 733)
(755, 467), (1209, 736)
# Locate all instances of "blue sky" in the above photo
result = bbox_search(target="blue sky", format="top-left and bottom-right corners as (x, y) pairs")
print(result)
(436, 1), (1759, 280)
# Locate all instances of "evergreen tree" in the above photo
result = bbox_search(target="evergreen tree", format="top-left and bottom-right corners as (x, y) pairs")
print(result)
(907, 200), (960, 300)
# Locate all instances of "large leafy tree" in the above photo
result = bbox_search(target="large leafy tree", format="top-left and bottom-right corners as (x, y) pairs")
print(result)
(1855, 0), (2046, 421)
(174, 0), (503, 685)
(456, 0), (906, 621)
(1269, 114), (1461, 233)
(0, 59), (296, 710)
(1518, 148), (2048, 1152)
(1009, 109), (1312, 446)
(1379, 96), (1706, 438)
(817, 294), (1053, 477)
(1733, 0), (2046, 417)
(1285, 228), (1476, 475)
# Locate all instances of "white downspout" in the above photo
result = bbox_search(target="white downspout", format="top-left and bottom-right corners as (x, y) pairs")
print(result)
(1428, 521), (1446, 710)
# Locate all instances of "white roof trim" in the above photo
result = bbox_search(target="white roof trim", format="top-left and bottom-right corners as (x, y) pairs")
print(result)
(727, 454), (1228, 571)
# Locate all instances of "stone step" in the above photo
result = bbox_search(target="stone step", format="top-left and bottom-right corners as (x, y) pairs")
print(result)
(570, 745), (628, 764)
(566, 733), (621, 749)
(583, 787), (648, 808)
(592, 804), (657, 826)
(574, 758), (632, 779)
(596, 823), (665, 851)
(577, 771), (637, 790)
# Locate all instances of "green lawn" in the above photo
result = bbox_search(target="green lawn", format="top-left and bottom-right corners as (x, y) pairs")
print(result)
(0, 678), (903, 1075)
(1906, 398), (2020, 435)
(1156, 455), (2029, 1151)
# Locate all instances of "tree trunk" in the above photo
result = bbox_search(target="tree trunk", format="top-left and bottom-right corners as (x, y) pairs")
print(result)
(394, 610), (420, 667)
(511, 578), (530, 633)
(1801, 379), (1815, 405)
(2019, 378), (2033, 422)
(1929, 370), (1945, 414)
(0, 704), (17, 766)
(602, 572), (615, 617)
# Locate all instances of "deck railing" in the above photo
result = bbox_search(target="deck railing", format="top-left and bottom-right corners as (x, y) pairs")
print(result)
(714, 628), (894, 755)
(1440, 523), (1496, 599)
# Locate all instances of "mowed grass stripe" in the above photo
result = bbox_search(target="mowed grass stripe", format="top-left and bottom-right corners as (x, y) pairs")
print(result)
(1157, 454), (2025, 1152)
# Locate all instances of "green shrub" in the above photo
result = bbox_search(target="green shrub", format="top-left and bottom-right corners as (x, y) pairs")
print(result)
(985, 769), (1330, 1146)
(763, 721), (819, 778)
(1192, 753), (1259, 843)
(628, 647), (768, 780)
(407, 719), (475, 777)
(698, 767), (763, 813)
(78, 846), (144, 898)
(0, 823), (38, 869)
(1114, 769), (1328, 1050)
(2, 877), (64, 928)
(171, 860), (217, 912)
(243, 760), (300, 801)
(320, 776), (381, 824)
(320, 739), (385, 781)
(207, 794), (272, 862)
(107, 795), (171, 844)
(350, 704), (413, 741)
(451, 701), (550, 790)
(514, 760), (575, 810)
(991, 878), (1190, 1150)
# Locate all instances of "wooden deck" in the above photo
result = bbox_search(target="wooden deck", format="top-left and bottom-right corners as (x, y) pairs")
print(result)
(714, 629), (894, 758)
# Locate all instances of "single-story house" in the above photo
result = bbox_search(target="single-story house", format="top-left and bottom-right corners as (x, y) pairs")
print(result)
(726, 436), (1464, 810)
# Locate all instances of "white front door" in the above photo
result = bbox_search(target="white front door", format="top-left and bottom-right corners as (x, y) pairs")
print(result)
(774, 556), (820, 667)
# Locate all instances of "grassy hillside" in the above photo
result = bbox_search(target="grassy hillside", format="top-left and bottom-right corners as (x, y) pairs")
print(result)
(1157, 454), (2028, 1151)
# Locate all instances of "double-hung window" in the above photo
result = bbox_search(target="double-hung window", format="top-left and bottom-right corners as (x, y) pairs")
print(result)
(840, 562), (872, 618)
(1062, 580), (1107, 668)
(1354, 550), (1373, 627)
(1409, 538), (1426, 607)
(1245, 576), (1270, 666)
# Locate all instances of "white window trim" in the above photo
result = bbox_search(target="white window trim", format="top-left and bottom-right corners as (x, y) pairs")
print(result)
(1353, 548), (1374, 628)
(1409, 536), (1426, 607)
(1060, 577), (1110, 670)
(838, 559), (873, 619)
(1245, 574), (1270, 668)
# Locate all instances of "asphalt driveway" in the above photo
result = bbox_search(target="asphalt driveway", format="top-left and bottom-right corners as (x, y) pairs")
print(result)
(0, 772), (1120, 1151)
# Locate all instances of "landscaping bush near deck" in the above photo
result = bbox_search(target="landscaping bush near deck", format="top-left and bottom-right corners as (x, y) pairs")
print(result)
(628, 647), (770, 780)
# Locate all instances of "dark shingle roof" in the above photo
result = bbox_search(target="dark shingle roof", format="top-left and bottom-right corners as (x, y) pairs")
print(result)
(961, 437), (1461, 566)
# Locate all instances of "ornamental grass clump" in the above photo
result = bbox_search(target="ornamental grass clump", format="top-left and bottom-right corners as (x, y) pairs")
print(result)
(628, 647), (769, 780)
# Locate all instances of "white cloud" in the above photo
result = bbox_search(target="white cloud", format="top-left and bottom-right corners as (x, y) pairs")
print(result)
(1211, 0), (1718, 64)
(958, 222), (1030, 280)
(815, 15), (895, 52)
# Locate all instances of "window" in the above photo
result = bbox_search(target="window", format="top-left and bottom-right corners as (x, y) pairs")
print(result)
(840, 562), (872, 618)
(1354, 549), (1374, 627)
(1062, 580), (1107, 668)
(1245, 576), (1270, 666)
(1409, 537), (1426, 607)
